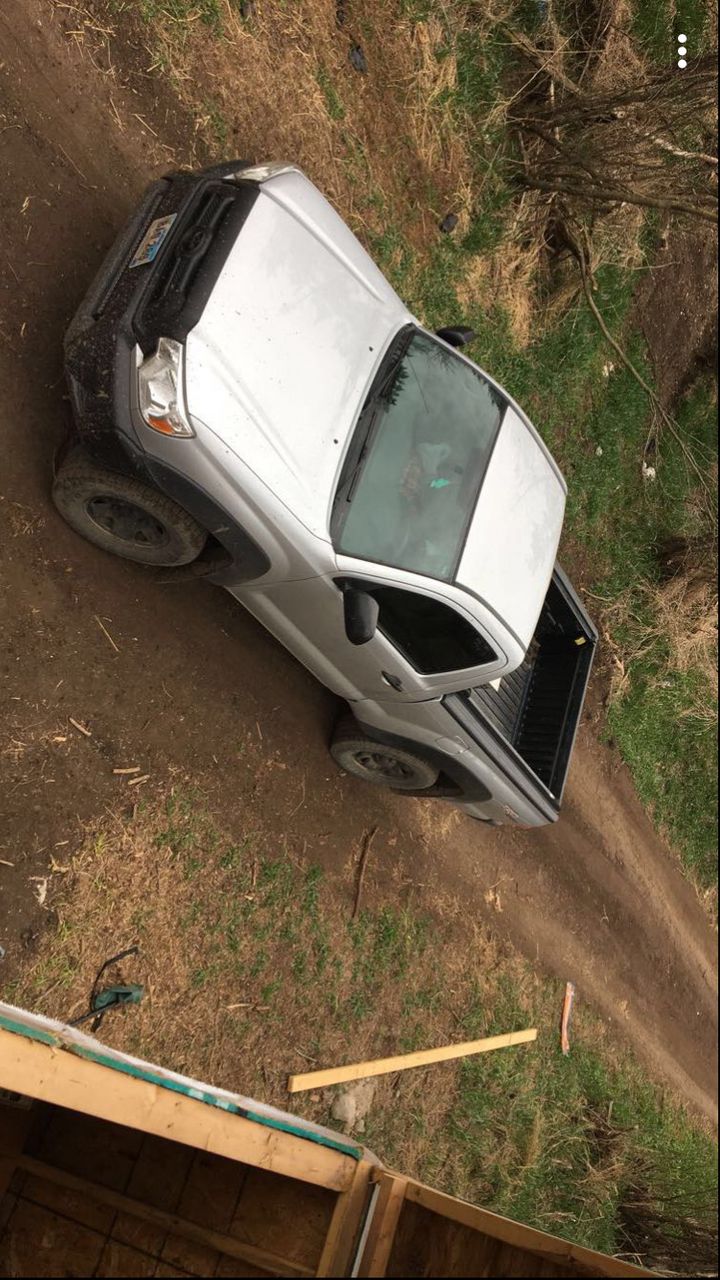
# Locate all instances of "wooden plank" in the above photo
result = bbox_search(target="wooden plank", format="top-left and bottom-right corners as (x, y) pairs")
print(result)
(0, 1029), (355, 1194)
(315, 1159), (372, 1277)
(287, 1029), (537, 1093)
(356, 1172), (408, 1278)
(403, 1182), (654, 1277)
(15, 1155), (314, 1278)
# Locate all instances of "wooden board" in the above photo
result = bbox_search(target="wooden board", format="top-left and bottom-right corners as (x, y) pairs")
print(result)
(14, 1155), (313, 1278)
(357, 1173), (408, 1278)
(316, 1159), (373, 1277)
(0, 1028), (356, 1194)
(400, 1182), (654, 1277)
(288, 1029), (537, 1092)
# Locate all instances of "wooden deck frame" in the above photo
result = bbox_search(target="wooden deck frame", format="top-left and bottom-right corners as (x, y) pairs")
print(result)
(357, 1171), (409, 1278)
(0, 1027), (356, 1195)
(399, 1181), (652, 1278)
(316, 1158), (374, 1277)
(0, 1014), (656, 1279)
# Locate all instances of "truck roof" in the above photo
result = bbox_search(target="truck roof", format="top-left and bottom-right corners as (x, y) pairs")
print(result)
(456, 407), (567, 649)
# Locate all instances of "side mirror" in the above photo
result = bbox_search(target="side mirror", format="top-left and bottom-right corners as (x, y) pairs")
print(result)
(436, 326), (476, 349)
(342, 587), (379, 646)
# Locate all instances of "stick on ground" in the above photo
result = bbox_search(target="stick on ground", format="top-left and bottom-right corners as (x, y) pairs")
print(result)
(287, 1028), (538, 1093)
(352, 826), (378, 920)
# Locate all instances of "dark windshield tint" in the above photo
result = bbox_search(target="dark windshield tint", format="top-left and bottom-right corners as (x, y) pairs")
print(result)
(333, 333), (504, 580)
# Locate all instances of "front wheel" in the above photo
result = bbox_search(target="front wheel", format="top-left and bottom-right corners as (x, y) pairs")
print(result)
(52, 451), (207, 567)
(330, 716), (439, 791)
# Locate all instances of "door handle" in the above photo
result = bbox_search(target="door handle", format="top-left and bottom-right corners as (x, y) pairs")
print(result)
(381, 671), (404, 691)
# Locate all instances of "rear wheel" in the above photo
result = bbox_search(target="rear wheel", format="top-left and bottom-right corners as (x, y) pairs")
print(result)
(330, 715), (439, 791)
(52, 451), (207, 567)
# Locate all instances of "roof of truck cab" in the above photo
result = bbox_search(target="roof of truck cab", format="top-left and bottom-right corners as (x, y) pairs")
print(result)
(456, 407), (567, 650)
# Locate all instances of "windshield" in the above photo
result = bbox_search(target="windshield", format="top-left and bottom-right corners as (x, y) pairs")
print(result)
(332, 331), (505, 580)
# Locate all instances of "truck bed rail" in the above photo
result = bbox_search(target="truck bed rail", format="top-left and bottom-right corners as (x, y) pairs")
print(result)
(446, 567), (597, 810)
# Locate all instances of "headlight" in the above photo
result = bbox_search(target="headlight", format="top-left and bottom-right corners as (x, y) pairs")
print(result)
(230, 162), (299, 183)
(137, 337), (194, 438)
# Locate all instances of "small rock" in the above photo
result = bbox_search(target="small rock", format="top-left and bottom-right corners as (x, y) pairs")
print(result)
(330, 1079), (377, 1132)
(309, 1092), (321, 1102)
(349, 44), (368, 73)
(595, 445), (603, 457)
(439, 212), (458, 234)
(330, 1092), (357, 1128)
(641, 460), (657, 482)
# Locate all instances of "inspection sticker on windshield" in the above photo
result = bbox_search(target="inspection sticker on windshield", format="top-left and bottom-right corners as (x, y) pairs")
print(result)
(130, 214), (177, 268)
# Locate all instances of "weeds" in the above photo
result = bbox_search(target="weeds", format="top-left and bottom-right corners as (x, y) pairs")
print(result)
(315, 64), (345, 122)
(13, 794), (717, 1266)
(631, 0), (715, 62)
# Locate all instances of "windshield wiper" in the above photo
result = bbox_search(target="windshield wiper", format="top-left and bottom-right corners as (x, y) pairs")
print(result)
(336, 408), (379, 506)
(334, 337), (412, 509)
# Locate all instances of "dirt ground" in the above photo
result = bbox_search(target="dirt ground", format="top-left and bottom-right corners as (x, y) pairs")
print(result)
(0, 0), (717, 1127)
(636, 220), (718, 408)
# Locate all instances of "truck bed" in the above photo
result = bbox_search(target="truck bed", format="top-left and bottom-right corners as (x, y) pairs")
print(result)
(445, 568), (597, 809)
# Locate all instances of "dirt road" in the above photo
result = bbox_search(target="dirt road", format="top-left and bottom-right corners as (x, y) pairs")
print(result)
(1, 1), (716, 1125)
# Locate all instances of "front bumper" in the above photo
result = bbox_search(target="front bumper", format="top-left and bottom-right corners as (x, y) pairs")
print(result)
(64, 164), (258, 479)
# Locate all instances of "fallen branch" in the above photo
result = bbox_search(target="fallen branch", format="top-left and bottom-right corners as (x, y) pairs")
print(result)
(352, 825), (378, 920)
(498, 21), (582, 98)
(94, 614), (120, 653)
(68, 717), (92, 738)
(522, 175), (718, 223)
(647, 134), (718, 166)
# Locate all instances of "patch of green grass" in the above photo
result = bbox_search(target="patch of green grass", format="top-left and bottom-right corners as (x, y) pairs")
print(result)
(398, 0), (436, 21)
(315, 65), (345, 122)
(609, 668), (717, 886)
(451, 1006), (717, 1252)
(138, 0), (224, 31)
(203, 99), (229, 152)
(503, 292), (717, 889)
(631, 0), (712, 63)
(454, 24), (508, 124)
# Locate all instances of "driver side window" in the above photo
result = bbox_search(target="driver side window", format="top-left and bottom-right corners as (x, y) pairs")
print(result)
(365, 585), (497, 674)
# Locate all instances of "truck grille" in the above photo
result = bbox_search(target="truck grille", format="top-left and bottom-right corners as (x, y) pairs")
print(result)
(133, 180), (258, 349)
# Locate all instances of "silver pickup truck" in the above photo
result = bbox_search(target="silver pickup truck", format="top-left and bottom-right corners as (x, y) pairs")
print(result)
(55, 161), (597, 829)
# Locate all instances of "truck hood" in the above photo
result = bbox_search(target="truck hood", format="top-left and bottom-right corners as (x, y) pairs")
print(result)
(456, 407), (567, 650)
(183, 169), (410, 539)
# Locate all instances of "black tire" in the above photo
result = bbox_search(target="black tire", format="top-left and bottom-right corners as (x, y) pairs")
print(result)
(330, 715), (439, 791)
(52, 452), (207, 567)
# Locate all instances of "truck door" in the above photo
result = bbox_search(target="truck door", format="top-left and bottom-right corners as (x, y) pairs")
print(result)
(240, 572), (506, 702)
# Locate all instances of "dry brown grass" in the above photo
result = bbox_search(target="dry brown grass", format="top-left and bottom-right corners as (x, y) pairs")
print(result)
(10, 788), (520, 1153)
(601, 573), (718, 721)
(458, 192), (550, 346)
(82, 0), (477, 258)
(586, 0), (646, 93)
(454, 0), (659, 344)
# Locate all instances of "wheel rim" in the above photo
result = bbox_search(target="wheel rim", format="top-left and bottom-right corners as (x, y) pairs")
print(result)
(85, 495), (169, 549)
(350, 750), (415, 782)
